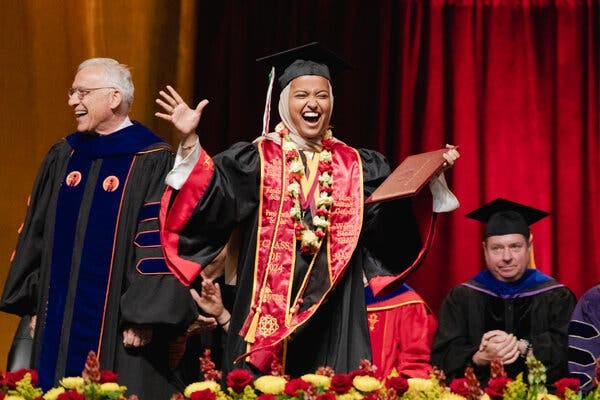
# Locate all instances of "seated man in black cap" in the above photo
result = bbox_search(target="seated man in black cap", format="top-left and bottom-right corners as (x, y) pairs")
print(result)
(431, 198), (576, 386)
(154, 43), (460, 377)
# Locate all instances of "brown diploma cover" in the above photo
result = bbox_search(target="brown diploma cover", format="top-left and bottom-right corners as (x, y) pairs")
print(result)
(365, 148), (449, 204)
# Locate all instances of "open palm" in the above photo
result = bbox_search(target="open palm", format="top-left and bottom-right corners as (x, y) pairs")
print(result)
(155, 85), (209, 138)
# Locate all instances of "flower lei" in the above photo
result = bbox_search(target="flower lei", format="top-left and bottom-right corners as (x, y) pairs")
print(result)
(277, 123), (334, 254)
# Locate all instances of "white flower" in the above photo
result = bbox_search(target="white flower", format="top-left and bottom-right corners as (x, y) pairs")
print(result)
(287, 181), (301, 197)
(290, 204), (302, 220)
(290, 159), (304, 174)
(320, 150), (332, 162)
(317, 193), (333, 207)
(313, 215), (329, 228)
(318, 171), (332, 184)
(301, 229), (318, 244)
(275, 122), (286, 133)
(282, 140), (296, 152)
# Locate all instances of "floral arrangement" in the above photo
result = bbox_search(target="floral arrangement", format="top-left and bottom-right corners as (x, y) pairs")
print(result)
(277, 122), (334, 254)
(0, 352), (135, 400)
(179, 351), (600, 400)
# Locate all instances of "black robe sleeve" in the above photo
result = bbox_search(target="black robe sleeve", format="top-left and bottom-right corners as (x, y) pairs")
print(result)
(167, 142), (262, 273)
(0, 141), (70, 316)
(118, 146), (197, 330)
(358, 148), (423, 283)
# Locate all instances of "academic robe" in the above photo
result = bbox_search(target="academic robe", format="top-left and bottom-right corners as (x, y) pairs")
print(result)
(568, 284), (600, 392)
(365, 284), (436, 379)
(431, 269), (576, 386)
(0, 123), (197, 399)
(161, 139), (433, 377)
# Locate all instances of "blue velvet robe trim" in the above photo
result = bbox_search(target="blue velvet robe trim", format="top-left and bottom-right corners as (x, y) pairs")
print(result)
(470, 269), (553, 298)
(138, 202), (161, 221)
(65, 122), (163, 158)
(364, 283), (412, 306)
(134, 231), (161, 247)
(39, 123), (162, 389)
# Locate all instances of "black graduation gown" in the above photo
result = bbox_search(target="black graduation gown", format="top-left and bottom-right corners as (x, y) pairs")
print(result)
(431, 269), (576, 386)
(164, 140), (425, 377)
(0, 123), (197, 399)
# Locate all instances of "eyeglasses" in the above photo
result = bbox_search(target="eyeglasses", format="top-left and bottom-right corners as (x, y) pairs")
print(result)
(67, 87), (115, 100)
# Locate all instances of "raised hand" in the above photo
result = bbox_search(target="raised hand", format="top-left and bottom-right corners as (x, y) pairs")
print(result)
(155, 85), (209, 139)
(191, 281), (225, 318)
(442, 144), (460, 167)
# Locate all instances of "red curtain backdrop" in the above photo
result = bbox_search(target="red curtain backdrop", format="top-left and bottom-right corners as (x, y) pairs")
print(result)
(190, 0), (600, 311)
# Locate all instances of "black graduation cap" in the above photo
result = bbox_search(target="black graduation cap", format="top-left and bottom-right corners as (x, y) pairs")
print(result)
(256, 42), (349, 89)
(465, 198), (550, 238)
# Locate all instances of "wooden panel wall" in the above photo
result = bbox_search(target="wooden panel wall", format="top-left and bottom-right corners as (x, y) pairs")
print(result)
(0, 0), (197, 370)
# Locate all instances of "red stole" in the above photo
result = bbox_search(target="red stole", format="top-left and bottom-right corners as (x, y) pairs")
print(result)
(238, 138), (363, 372)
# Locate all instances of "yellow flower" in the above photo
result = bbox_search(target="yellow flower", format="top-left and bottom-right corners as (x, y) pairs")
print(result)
(480, 395), (491, 400)
(353, 375), (382, 393)
(441, 392), (467, 400)
(43, 387), (66, 400)
(301, 374), (331, 390)
(184, 381), (221, 397)
(336, 390), (362, 400)
(59, 377), (84, 390)
(537, 394), (560, 400)
(5, 396), (26, 400)
(99, 382), (126, 393)
(254, 375), (287, 394)
(407, 377), (434, 392)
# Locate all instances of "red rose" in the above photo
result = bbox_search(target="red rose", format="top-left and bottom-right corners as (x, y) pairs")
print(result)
(449, 378), (470, 397)
(485, 377), (512, 400)
(57, 390), (85, 400)
(226, 369), (254, 393)
(386, 376), (409, 395)
(553, 377), (581, 399)
(99, 370), (119, 383)
(316, 393), (336, 400)
(3, 368), (38, 388)
(330, 373), (353, 394)
(284, 378), (312, 396)
(257, 394), (276, 400)
(363, 393), (381, 400)
(190, 389), (216, 400)
(0, 392), (5, 400)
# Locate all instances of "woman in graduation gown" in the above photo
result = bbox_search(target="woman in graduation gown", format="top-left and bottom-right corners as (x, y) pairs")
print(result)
(157, 43), (459, 377)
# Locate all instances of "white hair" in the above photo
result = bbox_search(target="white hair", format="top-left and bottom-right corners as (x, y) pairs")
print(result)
(78, 58), (134, 110)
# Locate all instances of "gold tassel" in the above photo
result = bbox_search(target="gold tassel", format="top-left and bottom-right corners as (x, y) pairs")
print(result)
(244, 308), (261, 343)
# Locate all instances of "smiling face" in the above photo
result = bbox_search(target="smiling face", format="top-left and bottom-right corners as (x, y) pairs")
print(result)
(67, 65), (123, 134)
(288, 75), (332, 140)
(483, 233), (532, 282)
